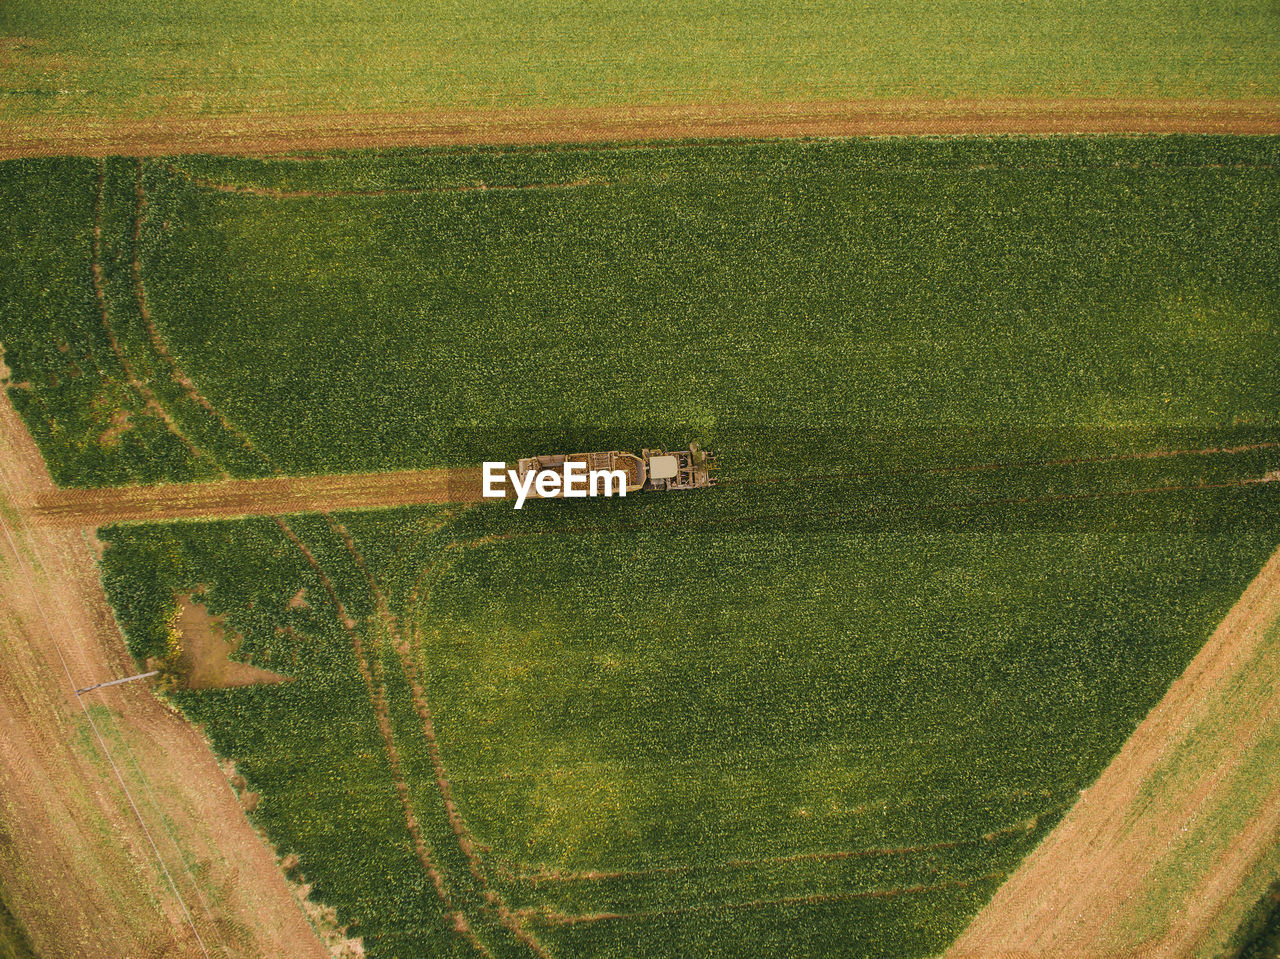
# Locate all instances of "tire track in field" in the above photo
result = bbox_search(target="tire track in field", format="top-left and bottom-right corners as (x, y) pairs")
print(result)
(30, 440), (1278, 527)
(131, 162), (263, 463)
(509, 808), (1060, 883)
(89, 160), (205, 465)
(522, 871), (1008, 927)
(163, 163), (614, 199)
(116, 213), (497, 955)
(724, 440), (1280, 489)
(400, 529), (1041, 926)
(274, 517), (488, 957)
(430, 472), (1280, 557)
(330, 516), (551, 959)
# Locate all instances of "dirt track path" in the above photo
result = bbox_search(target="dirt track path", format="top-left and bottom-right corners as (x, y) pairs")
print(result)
(3, 98), (1279, 159)
(0, 388), (329, 958)
(34, 468), (485, 525)
(947, 541), (1280, 959)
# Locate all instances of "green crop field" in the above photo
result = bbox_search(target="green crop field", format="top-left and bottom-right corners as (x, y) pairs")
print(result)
(3, 135), (1280, 957)
(1, 0), (1278, 132)
(95, 483), (1280, 958)
(1, 137), (1278, 487)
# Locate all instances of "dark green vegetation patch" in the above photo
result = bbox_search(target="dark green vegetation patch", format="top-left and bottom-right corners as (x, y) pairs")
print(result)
(2, 136), (1278, 485)
(0, 886), (37, 959)
(5, 136), (1280, 956)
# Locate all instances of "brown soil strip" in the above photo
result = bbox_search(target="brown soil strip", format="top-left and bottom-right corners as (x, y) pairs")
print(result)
(947, 542), (1280, 959)
(30, 439), (1280, 529)
(3, 99), (1279, 159)
(61, 264), (487, 956)
(0, 385), (327, 958)
(170, 591), (288, 689)
(33, 468), (483, 525)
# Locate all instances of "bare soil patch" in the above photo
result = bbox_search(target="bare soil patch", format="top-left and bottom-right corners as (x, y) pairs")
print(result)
(97, 408), (131, 447)
(948, 543), (1280, 959)
(0, 386), (326, 958)
(170, 592), (287, 689)
(34, 468), (484, 526)
(2, 99), (1278, 159)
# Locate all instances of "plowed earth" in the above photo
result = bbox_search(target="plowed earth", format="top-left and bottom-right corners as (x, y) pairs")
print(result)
(0, 388), (327, 959)
(3, 98), (1279, 159)
(33, 469), (483, 526)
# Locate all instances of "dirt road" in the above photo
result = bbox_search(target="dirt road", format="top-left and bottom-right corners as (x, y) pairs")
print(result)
(0, 389), (329, 958)
(948, 542), (1280, 958)
(34, 468), (486, 525)
(3, 98), (1278, 159)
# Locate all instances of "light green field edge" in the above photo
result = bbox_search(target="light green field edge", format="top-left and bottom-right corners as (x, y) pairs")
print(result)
(1, 0), (1278, 126)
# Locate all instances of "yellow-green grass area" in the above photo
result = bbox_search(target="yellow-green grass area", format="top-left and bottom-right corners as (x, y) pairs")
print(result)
(1, 0), (1278, 132)
(1104, 615), (1280, 955)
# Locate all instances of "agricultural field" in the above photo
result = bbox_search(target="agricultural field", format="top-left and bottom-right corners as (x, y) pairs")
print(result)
(3, 135), (1280, 956)
(3, 137), (1279, 486)
(1, 0), (1277, 138)
(93, 486), (1280, 957)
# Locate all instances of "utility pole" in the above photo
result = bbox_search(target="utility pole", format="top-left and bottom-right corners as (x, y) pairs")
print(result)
(75, 671), (160, 696)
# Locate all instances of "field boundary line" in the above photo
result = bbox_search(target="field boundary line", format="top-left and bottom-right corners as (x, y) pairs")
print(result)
(947, 541), (1280, 956)
(4, 98), (1280, 157)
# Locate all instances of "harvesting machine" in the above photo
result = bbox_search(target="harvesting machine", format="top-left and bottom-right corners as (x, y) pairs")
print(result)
(515, 443), (717, 497)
